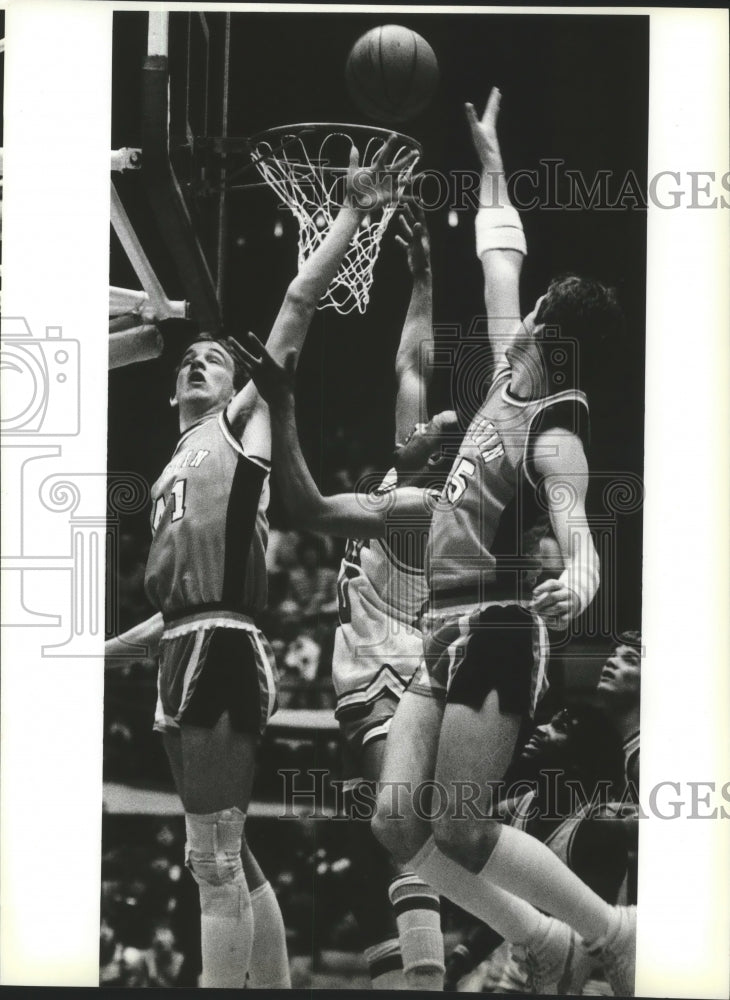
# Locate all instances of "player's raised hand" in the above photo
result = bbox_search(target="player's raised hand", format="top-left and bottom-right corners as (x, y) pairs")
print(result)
(529, 577), (581, 631)
(236, 332), (296, 408)
(395, 204), (431, 276)
(465, 86), (504, 172)
(346, 136), (420, 213)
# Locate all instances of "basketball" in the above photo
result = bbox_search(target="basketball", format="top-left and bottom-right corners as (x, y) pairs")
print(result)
(345, 25), (439, 124)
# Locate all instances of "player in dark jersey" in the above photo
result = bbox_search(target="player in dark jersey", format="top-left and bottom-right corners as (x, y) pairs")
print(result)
(239, 209), (458, 990)
(371, 88), (636, 995)
(596, 629), (642, 912)
(105, 137), (416, 988)
(596, 630), (642, 802)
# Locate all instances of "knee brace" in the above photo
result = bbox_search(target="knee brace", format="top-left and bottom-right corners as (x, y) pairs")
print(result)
(185, 807), (246, 890)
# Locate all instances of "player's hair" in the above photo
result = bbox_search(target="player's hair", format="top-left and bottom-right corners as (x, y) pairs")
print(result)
(615, 629), (642, 651)
(535, 274), (624, 347)
(532, 275), (625, 396)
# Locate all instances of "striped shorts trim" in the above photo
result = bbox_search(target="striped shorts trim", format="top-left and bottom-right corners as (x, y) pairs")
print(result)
(337, 689), (401, 758)
(154, 613), (278, 736)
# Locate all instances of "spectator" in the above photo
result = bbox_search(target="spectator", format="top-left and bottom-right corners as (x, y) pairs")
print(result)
(100, 917), (123, 986)
(118, 946), (150, 987)
(145, 922), (184, 987)
(282, 534), (338, 622)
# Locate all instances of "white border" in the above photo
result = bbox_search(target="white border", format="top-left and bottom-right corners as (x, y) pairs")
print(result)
(1, 2), (728, 993)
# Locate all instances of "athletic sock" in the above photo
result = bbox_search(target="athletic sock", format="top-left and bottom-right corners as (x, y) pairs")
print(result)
(388, 873), (445, 990)
(480, 824), (614, 943)
(409, 837), (542, 944)
(186, 808), (254, 988)
(364, 938), (407, 990)
(247, 881), (292, 989)
(198, 879), (254, 988)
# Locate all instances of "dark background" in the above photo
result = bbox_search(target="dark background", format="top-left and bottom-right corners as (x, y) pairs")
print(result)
(109, 10), (648, 635)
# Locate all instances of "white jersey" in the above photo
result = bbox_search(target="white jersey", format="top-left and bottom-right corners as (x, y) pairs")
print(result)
(332, 470), (432, 709)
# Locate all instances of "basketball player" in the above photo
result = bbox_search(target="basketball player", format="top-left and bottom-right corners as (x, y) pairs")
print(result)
(595, 629), (642, 912)
(596, 630), (641, 802)
(238, 208), (458, 990)
(371, 88), (636, 995)
(104, 138), (415, 988)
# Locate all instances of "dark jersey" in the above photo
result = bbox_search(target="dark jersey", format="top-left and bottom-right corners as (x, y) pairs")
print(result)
(144, 411), (270, 620)
(623, 731), (640, 801)
(428, 367), (589, 608)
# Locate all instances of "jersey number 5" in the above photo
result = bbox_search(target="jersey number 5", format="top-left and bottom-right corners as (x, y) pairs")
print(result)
(444, 457), (476, 504)
(152, 479), (188, 531)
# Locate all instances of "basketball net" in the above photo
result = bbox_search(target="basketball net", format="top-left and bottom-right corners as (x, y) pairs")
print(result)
(250, 124), (421, 315)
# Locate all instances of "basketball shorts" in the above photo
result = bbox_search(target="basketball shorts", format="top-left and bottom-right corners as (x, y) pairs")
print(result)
(407, 601), (549, 718)
(154, 610), (279, 736)
(333, 619), (423, 757)
(337, 689), (402, 756)
(338, 693), (403, 796)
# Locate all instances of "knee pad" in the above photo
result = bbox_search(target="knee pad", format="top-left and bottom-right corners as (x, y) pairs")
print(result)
(185, 807), (246, 889)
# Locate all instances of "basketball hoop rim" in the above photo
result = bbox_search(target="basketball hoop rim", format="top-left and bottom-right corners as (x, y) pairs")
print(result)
(249, 122), (423, 159)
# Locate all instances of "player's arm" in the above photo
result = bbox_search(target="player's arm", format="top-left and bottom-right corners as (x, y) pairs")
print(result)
(529, 428), (599, 628)
(238, 334), (432, 537)
(105, 612), (165, 659)
(466, 88), (527, 372)
(227, 138), (419, 433)
(393, 205), (434, 443)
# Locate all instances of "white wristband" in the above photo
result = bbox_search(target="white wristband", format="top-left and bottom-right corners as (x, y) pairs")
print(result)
(475, 206), (527, 258)
(558, 556), (600, 617)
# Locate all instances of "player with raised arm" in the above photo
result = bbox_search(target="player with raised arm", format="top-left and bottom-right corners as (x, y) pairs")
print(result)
(239, 207), (457, 990)
(371, 88), (636, 995)
(105, 137), (416, 989)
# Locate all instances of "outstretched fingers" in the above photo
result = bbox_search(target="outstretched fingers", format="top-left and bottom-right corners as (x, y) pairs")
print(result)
(397, 211), (415, 243)
(465, 101), (481, 137)
(389, 147), (420, 173)
(371, 133), (399, 170)
(481, 86), (501, 126)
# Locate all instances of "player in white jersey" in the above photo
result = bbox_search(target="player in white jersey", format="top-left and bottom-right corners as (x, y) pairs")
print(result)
(371, 88), (637, 996)
(239, 209), (458, 989)
(105, 139), (414, 988)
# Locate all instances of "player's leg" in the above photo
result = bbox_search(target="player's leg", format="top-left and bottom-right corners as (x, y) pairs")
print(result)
(371, 682), (444, 866)
(241, 843), (291, 989)
(434, 702), (623, 944)
(427, 691), (595, 993)
(344, 732), (406, 990)
(392, 606), (624, 992)
(176, 715), (257, 988)
(349, 719), (444, 991)
(413, 605), (633, 992)
(158, 623), (287, 988)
